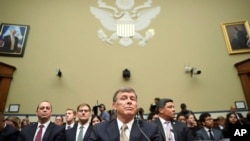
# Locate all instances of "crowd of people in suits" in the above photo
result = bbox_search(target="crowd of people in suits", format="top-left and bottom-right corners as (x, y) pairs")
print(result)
(1, 87), (250, 141)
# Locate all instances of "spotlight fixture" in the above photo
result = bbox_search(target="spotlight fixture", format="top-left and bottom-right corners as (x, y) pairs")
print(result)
(56, 69), (62, 77)
(122, 68), (130, 80)
(184, 66), (201, 77)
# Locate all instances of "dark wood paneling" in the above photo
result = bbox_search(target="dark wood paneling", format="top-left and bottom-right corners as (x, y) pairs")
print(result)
(235, 58), (250, 110)
(0, 62), (16, 113)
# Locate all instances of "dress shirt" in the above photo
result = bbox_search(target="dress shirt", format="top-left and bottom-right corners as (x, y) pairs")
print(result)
(203, 127), (215, 138)
(159, 117), (175, 141)
(33, 121), (50, 141)
(117, 118), (134, 139)
(76, 122), (89, 141)
(65, 123), (74, 130)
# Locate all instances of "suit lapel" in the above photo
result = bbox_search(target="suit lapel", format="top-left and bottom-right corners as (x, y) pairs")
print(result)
(154, 118), (166, 140)
(171, 121), (178, 141)
(212, 129), (220, 140)
(31, 123), (38, 139)
(107, 120), (120, 141)
(70, 122), (78, 141)
(201, 128), (210, 140)
(83, 124), (92, 141)
(130, 121), (143, 140)
(42, 122), (54, 141)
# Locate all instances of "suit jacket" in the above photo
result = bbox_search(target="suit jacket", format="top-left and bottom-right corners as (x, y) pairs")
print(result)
(195, 127), (223, 141)
(88, 119), (161, 141)
(17, 122), (66, 141)
(153, 118), (194, 141)
(0, 124), (20, 141)
(66, 122), (93, 141)
(2, 35), (19, 52)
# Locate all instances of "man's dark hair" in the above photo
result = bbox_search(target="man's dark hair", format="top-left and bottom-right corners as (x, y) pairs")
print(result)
(113, 87), (137, 102)
(180, 103), (187, 109)
(154, 97), (160, 101)
(99, 104), (106, 110)
(157, 98), (173, 109)
(199, 112), (211, 122)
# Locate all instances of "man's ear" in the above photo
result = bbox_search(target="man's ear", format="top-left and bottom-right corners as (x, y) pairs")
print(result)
(112, 102), (116, 110)
(158, 108), (163, 114)
(201, 121), (205, 126)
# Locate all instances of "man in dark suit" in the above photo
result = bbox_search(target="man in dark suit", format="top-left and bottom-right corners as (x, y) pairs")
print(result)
(177, 103), (197, 121)
(195, 112), (223, 141)
(66, 103), (93, 141)
(88, 87), (161, 141)
(0, 112), (20, 141)
(64, 108), (76, 130)
(0, 29), (19, 53)
(17, 100), (65, 141)
(153, 98), (194, 141)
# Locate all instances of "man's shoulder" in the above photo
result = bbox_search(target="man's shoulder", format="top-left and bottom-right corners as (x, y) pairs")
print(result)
(48, 122), (65, 131)
(95, 119), (115, 127)
(195, 127), (205, 133)
(4, 125), (20, 135)
(138, 119), (158, 129)
(20, 122), (37, 131)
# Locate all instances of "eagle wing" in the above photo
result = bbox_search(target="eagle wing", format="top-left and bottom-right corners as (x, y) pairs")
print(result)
(90, 7), (117, 31)
(134, 6), (160, 31)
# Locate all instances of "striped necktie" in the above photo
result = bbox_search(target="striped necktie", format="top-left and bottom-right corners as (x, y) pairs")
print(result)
(120, 124), (129, 141)
(35, 124), (44, 141)
(165, 122), (175, 141)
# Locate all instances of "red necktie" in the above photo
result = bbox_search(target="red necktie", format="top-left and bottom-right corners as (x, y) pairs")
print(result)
(35, 124), (44, 141)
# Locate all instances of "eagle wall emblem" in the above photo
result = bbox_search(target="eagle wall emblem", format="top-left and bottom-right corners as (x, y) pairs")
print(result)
(90, 0), (160, 47)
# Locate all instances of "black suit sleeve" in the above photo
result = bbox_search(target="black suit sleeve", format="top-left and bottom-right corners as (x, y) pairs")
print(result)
(0, 125), (20, 141)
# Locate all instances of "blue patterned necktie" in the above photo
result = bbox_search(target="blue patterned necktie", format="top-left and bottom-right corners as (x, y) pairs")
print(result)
(208, 129), (215, 141)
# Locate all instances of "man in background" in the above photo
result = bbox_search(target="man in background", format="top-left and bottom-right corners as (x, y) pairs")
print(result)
(0, 112), (20, 141)
(153, 98), (194, 141)
(17, 100), (65, 141)
(0, 28), (19, 53)
(64, 108), (76, 130)
(147, 97), (160, 121)
(195, 112), (223, 141)
(99, 104), (110, 121)
(54, 115), (64, 126)
(177, 103), (197, 121)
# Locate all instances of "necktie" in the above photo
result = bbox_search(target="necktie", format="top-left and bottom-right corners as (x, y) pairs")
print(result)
(67, 125), (71, 130)
(208, 129), (215, 141)
(165, 122), (174, 141)
(120, 124), (129, 141)
(35, 124), (44, 141)
(10, 35), (15, 50)
(77, 126), (84, 141)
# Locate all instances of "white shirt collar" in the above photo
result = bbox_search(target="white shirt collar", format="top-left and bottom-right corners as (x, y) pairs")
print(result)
(117, 118), (134, 131)
(77, 122), (89, 129)
(38, 120), (50, 129)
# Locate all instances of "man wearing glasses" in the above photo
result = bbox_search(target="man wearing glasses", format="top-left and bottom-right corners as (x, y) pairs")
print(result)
(195, 112), (224, 141)
(66, 103), (93, 141)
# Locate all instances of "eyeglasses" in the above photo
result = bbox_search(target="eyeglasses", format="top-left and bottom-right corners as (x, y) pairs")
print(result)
(78, 109), (89, 113)
(205, 118), (213, 121)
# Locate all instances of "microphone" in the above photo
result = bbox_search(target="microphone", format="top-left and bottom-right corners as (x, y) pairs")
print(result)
(135, 117), (151, 141)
